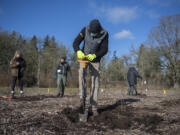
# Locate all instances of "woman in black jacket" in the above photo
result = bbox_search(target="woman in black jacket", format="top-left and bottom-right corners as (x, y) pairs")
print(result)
(10, 50), (26, 98)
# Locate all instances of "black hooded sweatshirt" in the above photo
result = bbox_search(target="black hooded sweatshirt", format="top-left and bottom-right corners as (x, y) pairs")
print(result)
(73, 20), (108, 62)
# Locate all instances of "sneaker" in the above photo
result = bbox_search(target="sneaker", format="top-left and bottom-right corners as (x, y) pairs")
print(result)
(11, 91), (15, 99)
(135, 92), (138, 96)
(20, 90), (24, 96)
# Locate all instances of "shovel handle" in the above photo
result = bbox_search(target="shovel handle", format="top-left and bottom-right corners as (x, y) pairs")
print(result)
(0, 96), (12, 99)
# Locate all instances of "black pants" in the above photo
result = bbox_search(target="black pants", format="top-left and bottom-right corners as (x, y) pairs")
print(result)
(11, 76), (23, 91)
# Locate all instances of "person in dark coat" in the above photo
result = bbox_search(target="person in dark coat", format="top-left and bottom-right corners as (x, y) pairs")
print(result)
(54, 57), (73, 97)
(10, 50), (26, 98)
(127, 66), (142, 95)
(73, 19), (108, 116)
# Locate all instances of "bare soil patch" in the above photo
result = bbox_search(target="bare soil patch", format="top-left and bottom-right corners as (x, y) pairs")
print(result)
(0, 90), (180, 134)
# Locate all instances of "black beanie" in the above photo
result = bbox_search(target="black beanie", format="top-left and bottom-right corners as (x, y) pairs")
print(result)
(89, 19), (102, 33)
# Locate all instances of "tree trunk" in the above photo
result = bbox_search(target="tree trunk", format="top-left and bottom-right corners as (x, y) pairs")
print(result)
(37, 56), (41, 88)
(174, 82), (180, 89)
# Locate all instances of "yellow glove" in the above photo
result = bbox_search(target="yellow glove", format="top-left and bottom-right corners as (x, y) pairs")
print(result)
(87, 54), (96, 61)
(77, 50), (85, 59)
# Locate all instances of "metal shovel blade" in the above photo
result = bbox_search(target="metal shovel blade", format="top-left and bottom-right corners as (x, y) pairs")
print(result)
(79, 112), (88, 122)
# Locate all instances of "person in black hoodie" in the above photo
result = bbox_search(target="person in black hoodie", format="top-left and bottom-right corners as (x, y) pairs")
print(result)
(10, 50), (26, 98)
(73, 19), (109, 116)
(127, 66), (142, 95)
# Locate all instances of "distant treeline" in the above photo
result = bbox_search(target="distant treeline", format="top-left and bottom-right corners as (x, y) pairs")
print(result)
(0, 15), (179, 88)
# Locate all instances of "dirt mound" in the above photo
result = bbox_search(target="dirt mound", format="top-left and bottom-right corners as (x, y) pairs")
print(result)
(60, 105), (164, 132)
(134, 114), (163, 132)
(90, 111), (131, 129)
(160, 98), (180, 107)
(61, 105), (132, 130)
(61, 107), (80, 123)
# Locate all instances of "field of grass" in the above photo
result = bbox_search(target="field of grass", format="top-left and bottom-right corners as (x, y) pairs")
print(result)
(0, 87), (79, 96)
(166, 89), (180, 92)
(0, 87), (179, 96)
(24, 87), (79, 93)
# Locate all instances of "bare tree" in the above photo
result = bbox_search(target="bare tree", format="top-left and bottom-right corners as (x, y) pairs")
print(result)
(149, 15), (180, 88)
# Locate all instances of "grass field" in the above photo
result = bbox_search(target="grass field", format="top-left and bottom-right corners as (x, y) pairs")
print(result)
(0, 86), (179, 95)
(0, 87), (79, 96)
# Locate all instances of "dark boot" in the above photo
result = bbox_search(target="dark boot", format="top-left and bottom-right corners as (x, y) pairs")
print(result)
(57, 93), (60, 97)
(134, 86), (138, 96)
(135, 91), (138, 96)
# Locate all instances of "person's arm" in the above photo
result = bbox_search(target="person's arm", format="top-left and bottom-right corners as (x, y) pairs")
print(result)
(127, 71), (130, 82)
(54, 65), (58, 79)
(135, 70), (142, 80)
(10, 59), (19, 68)
(95, 33), (109, 58)
(19, 59), (26, 73)
(55, 65), (59, 75)
(73, 27), (85, 52)
(22, 59), (26, 70)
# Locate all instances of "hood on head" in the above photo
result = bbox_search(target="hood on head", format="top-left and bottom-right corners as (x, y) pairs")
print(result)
(89, 19), (102, 33)
(129, 67), (136, 71)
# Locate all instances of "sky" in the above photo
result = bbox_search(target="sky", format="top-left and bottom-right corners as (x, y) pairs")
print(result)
(0, 0), (180, 56)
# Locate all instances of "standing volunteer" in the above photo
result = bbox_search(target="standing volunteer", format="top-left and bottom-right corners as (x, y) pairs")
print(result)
(127, 66), (142, 95)
(73, 19), (109, 116)
(54, 57), (73, 97)
(10, 50), (26, 98)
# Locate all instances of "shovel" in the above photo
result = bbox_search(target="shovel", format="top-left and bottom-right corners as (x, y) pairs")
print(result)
(78, 57), (89, 122)
(0, 96), (12, 99)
